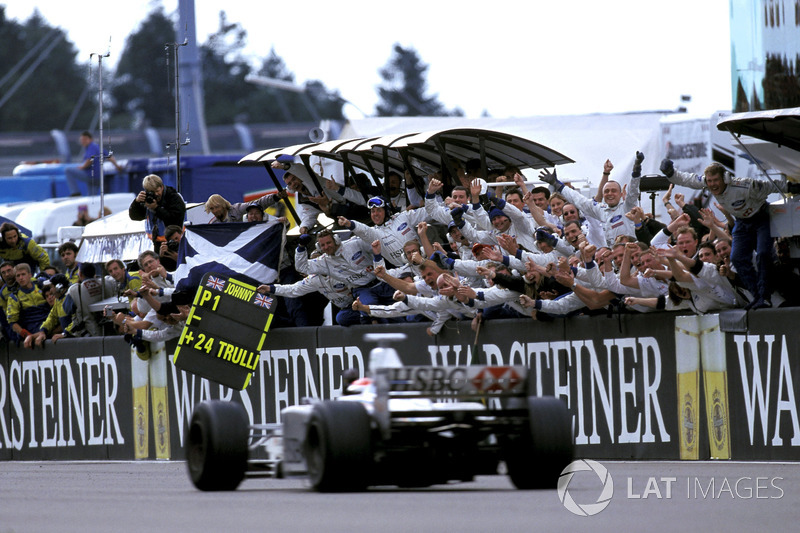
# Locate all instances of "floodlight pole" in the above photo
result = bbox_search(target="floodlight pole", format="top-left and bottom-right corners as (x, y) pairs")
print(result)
(90, 48), (110, 219)
(166, 38), (190, 194)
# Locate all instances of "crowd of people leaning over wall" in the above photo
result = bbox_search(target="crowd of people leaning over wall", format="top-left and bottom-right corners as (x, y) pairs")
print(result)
(2, 151), (800, 349)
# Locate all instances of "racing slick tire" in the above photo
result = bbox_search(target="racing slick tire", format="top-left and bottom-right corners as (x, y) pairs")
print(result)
(504, 396), (573, 490)
(304, 401), (373, 492)
(186, 400), (249, 491)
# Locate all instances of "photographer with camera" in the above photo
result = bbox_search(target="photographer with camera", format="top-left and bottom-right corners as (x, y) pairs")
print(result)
(129, 174), (186, 254)
(158, 225), (182, 271)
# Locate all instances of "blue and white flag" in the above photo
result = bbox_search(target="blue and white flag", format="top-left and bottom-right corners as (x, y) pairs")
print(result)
(0, 215), (32, 236)
(173, 221), (284, 294)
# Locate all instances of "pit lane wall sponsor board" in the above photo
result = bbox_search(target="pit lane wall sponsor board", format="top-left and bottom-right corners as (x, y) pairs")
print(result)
(725, 310), (800, 459)
(0, 310), (798, 460)
(0, 337), (133, 460)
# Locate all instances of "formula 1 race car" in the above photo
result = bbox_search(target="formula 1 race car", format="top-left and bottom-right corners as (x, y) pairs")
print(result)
(185, 334), (574, 492)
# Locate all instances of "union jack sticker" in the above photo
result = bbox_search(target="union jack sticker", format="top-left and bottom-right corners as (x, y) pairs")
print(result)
(254, 293), (273, 309)
(206, 275), (226, 291)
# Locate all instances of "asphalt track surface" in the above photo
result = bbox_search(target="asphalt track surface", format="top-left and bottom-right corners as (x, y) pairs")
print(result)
(1, 460), (798, 533)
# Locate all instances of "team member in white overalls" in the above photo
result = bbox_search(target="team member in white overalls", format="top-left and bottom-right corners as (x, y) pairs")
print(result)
(660, 159), (800, 309)
(539, 152), (644, 247)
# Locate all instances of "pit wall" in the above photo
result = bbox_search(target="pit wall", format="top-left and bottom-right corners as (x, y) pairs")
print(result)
(1, 309), (797, 461)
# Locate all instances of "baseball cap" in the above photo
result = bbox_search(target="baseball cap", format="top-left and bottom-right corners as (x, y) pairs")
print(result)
(488, 207), (506, 220)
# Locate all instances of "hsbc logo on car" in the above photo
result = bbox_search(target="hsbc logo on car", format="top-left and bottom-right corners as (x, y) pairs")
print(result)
(387, 366), (469, 392)
(384, 365), (527, 394)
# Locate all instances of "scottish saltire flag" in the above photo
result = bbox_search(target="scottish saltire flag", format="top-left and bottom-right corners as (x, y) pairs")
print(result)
(173, 221), (284, 294)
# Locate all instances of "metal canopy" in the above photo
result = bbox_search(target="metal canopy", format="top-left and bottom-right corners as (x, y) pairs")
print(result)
(240, 127), (574, 176)
(336, 138), (416, 177)
(238, 145), (309, 164)
(349, 132), (425, 177)
(313, 136), (381, 160)
(295, 138), (362, 158)
(256, 141), (320, 162)
(392, 128), (574, 170)
(238, 148), (276, 163)
(313, 136), (398, 176)
(717, 108), (800, 153)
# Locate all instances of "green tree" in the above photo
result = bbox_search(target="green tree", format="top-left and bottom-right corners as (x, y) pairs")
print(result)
(244, 48), (345, 123)
(198, 12), (344, 124)
(111, 6), (176, 128)
(200, 11), (256, 125)
(247, 49), (299, 122)
(305, 81), (346, 121)
(376, 44), (462, 117)
(0, 7), (93, 132)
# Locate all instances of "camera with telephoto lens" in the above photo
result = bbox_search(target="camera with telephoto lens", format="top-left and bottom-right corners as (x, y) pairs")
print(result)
(145, 190), (156, 204)
(166, 240), (180, 252)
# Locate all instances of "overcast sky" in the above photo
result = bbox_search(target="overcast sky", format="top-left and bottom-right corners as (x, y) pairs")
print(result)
(4, 0), (733, 120)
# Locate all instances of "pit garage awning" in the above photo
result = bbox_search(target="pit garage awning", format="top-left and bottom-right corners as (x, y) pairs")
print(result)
(717, 108), (800, 178)
(241, 127), (573, 176)
(717, 107), (800, 152)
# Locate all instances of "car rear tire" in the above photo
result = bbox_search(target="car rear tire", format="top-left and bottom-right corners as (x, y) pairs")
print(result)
(504, 396), (573, 490)
(304, 401), (372, 492)
(186, 400), (249, 491)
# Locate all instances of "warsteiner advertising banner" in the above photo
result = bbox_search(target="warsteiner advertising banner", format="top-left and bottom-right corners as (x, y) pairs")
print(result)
(724, 309), (800, 459)
(2, 310), (799, 461)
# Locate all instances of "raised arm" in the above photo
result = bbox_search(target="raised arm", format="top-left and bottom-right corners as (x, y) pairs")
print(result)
(623, 151), (644, 211)
(618, 242), (641, 289)
(595, 159), (613, 202)
(659, 159), (705, 190)
(698, 207), (731, 242)
(661, 184), (679, 220)
(657, 247), (693, 283)
(523, 191), (560, 232)
(540, 168), (606, 222)
(416, 222), (435, 259)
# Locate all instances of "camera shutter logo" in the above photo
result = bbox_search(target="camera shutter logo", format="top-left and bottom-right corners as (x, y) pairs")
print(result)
(557, 459), (614, 516)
